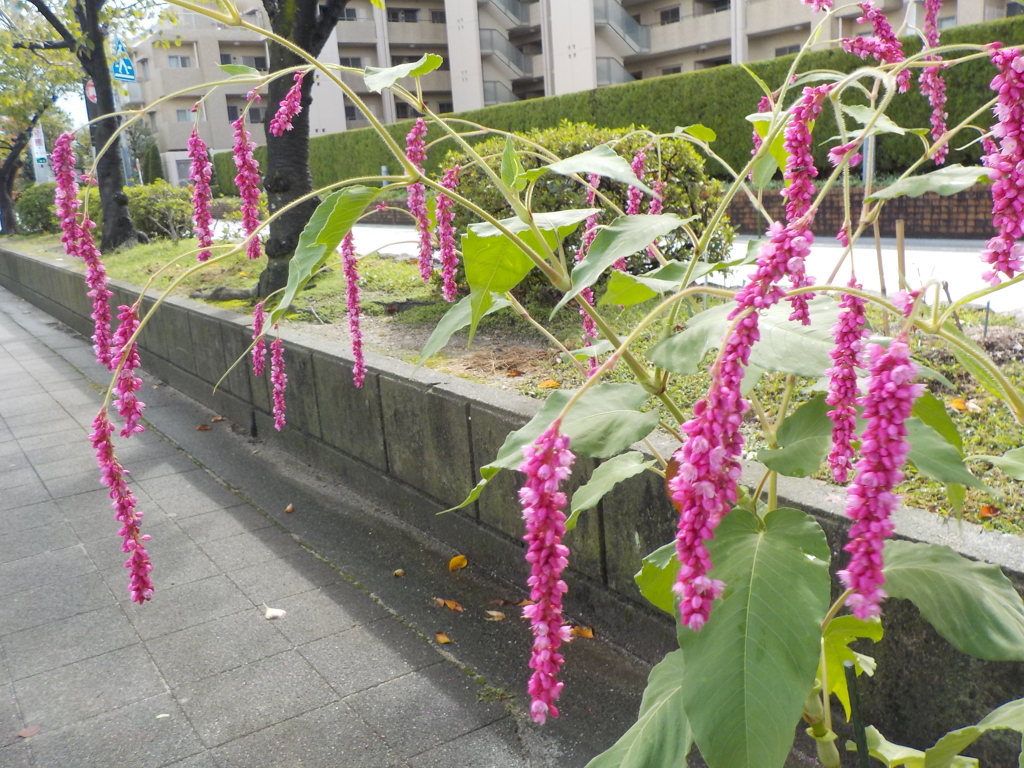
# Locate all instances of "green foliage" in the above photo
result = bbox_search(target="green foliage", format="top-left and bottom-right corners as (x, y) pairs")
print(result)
(142, 143), (165, 184)
(127, 180), (193, 241)
(567, 451), (655, 529)
(759, 394), (833, 478)
(15, 182), (58, 234)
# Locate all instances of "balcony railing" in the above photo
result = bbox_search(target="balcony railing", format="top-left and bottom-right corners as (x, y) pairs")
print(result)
(480, 0), (530, 27)
(479, 29), (531, 77)
(593, 0), (650, 53)
(483, 80), (519, 106)
(596, 57), (636, 87)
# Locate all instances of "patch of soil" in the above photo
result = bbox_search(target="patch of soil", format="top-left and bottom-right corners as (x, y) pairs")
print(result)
(920, 324), (1024, 369)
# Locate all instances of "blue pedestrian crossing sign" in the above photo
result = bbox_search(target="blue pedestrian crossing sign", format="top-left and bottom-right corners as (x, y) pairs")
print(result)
(111, 38), (136, 82)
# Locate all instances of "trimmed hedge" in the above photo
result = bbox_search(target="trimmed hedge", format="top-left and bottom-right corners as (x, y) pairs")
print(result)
(212, 16), (1024, 193)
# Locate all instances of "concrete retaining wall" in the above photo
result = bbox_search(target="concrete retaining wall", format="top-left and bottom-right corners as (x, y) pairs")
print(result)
(3, 244), (1024, 763)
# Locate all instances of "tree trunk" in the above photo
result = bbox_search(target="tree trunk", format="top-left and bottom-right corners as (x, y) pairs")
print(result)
(79, 0), (143, 252)
(0, 156), (23, 235)
(257, 0), (348, 298)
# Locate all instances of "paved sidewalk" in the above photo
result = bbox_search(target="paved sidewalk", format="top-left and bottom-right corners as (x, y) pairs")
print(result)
(0, 288), (536, 767)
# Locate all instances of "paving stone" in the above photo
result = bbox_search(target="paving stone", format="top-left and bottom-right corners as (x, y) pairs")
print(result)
(83, 520), (194, 572)
(0, 571), (114, 637)
(300, 620), (442, 698)
(0, 544), (94, 598)
(346, 663), (505, 758)
(2, 605), (137, 680)
(65, 502), (170, 544)
(138, 472), (243, 519)
(0, 684), (21, 748)
(175, 506), (272, 543)
(270, 584), (390, 646)
(29, 455), (100, 482)
(2, 481), (51, 509)
(212, 701), (403, 768)
(407, 718), (527, 768)
(0, 520), (79, 565)
(0, 500), (62, 536)
(27, 693), (203, 768)
(163, 752), (217, 768)
(176, 649), (337, 748)
(15, 644), (165, 727)
(0, 393), (55, 419)
(147, 610), (292, 688)
(42, 469), (109, 500)
(16, 427), (85, 455)
(120, 574), (253, 641)
(227, 551), (341, 605)
(198, 527), (305, 573)
(57, 486), (155, 519)
(0, 467), (36, 492)
(9, 415), (81, 440)
(0, 743), (30, 767)
(99, 545), (221, 598)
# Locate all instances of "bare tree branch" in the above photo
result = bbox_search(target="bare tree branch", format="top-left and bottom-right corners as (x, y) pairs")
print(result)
(309, 0), (349, 56)
(13, 38), (72, 49)
(22, 0), (76, 46)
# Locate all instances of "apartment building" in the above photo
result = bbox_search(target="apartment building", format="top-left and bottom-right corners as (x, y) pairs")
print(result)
(128, 0), (1009, 183)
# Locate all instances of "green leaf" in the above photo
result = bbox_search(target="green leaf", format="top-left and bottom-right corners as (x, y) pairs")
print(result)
(906, 418), (988, 490)
(883, 540), (1024, 661)
(677, 124), (717, 142)
(269, 186), (379, 325)
(368, 0), (386, 7)
(598, 259), (721, 307)
(822, 615), (883, 720)
(555, 214), (691, 313)
(364, 53), (442, 92)
(916, 364), (956, 390)
(912, 390), (963, 452)
(545, 145), (653, 195)
(585, 650), (693, 768)
(972, 447), (1024, 480)
(462, 228), (541, 337)
(500, 135), (525, 190)
(739, 62), (772, 98)
(858, 727), (927, 768)
(469, 208), (599, 239)
(759, 395), (833, 478)
(941, 322), (1017, 404)
(647, 303), (730, 375)
(635, 541), (679, 615)
(867, 165), (991, 201)
(568, 452), (654, 530)
(219, 63), (260, 77)
(925, 698), (1024, 768)
(418, 293), (510, 364)
(561, 339), (615, 364)
(679, 508), (831, 768)
(842, 104), (906, 136)
(752, 151), (779, 189)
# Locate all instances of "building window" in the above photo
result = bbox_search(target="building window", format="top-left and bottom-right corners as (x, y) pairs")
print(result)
(149, 113), (158, 132)
(696, 55), (730, 69)
(439, 101), (454, 113)
(241, 55), (268, 70)
(660, 7), (680, 24)
(661, 65), (682, 75)
(220, 53), (232, 65)
(345, 105), (359, 122)
(387, 7), (419, 22)
(339, 56), (363, 68)
(431, 9), (446, 23)
(175, 159), (191, 186)
(630, 70), (643, 80)
(395, 102), (422, 119)
(775, 44), (800, 56)
(227, 104), (239, 122)
(168, 54), (192, 68)
(711, 0), (730, 12)
(340, 7), (357, 20)
(632, 13), (641, 22)
(138, 59), (149, 81)
(176, 108), (190, 122)
(939, 13), (958, 24)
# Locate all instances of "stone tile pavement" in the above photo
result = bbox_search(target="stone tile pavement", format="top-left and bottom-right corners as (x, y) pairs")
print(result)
(0, 288), (535, 767)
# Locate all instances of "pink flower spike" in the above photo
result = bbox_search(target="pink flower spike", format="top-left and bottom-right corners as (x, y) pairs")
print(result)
(825, 282), (868, 483)
(841, 3), (911, 93)
(90, 411), (154, 604)
(437, 165), (461, 302)
(405, 118), (433, 283)
(270, 333), (287, 431)
(576, 174), (601, 372)
(647, 179), (665, 261)
(839, 338), (923, 619)
(519, 426), (575, 724)
(111, 305), (146, 438)
(232, 115), (263, 260)
(269, 71), (305, 137)
(188, 127), (215, 262)
(919, 0), (948, 165)
(341, 232), (366, 387)
(802, 0), (832, 12)
(252, 302), (267, 377)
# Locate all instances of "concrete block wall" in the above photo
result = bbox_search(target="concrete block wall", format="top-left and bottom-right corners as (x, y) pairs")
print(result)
(3, 245), (1024, 763)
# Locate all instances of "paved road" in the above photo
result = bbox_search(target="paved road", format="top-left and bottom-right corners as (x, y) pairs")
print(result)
(0, 287), (557, 767)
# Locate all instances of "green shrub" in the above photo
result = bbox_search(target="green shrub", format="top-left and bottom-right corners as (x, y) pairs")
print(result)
(128, 180), (193, 241)
(15, 182), (58, 234)
(142, 144), (164, 184)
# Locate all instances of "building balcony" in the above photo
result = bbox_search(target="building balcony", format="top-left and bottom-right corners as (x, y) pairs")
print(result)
(340, 71), (372, 94)
(418, 70), (452, 92)
(483, 79), (518, 105)
(594, 0), (650, 54)
(746, 0), (820, 35)
(596, 57), (636, 87)
(121, 81), (146, 107)
(648, 9), (730, 51)
(387, 19), (448, 46)
(478, 0), (530, 28)
(479, 28), (531, 78)
(336, 19), (379, 45)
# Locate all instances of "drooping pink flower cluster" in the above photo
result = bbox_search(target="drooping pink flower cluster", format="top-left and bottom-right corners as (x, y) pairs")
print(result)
(405, 118), (433, 283)
(252, 302), (267, 377)
(577, 174), (601, 375)
(232, 115), (263, 260)
(751, 95), (772, 157)
(626, 147), (647, 216)
(825, 283), (868, 484)
(518, 426), (575, 724)
(52, 132), (115, 369)
(669, 218), (814, 630)
(111, 305), (145, 438)
(269, 72), (305, 137)
(980, 47), (1024, 285)
(919, 0), (948, 165)
(839, 338), (922, 619)
(271, 334), (288, 431)
(841, 3), (911, 93)
(341, 232), (366, 388)
(90, 411), (154, 604)
(436, 165), (460, 302)
(828, 142), (863, 169)
(647, 179), (665, 261)
(802, 0), (832, 12)
(188, 126), (215, 262)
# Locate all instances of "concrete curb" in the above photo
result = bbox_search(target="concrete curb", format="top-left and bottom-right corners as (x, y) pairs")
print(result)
(2, 244), (1023, 763)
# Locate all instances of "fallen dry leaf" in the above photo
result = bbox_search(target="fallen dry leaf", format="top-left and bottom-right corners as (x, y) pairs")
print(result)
(538, 379), (561, 389)
(517, 599), (536, 607)
(484, 610), (506, 622)
(571, 625), (595, 639)
(979, 504), (1001, 519)
(433, 597), (446, 608)
(435, 632), (452, 644)
(966, 399), (983, 414)
(444, 599), (464, 612)
(263, 605), (286, 620)
(448, 554), (468, 572)
(18, 726), (40, 739)
(506, 370), (524, 377)
(950, 397), (968, 412)
(211, 416), (224, 423)
(489, 598), (512, 607)
(393, 569), (405, 578)
(195, 424), (212, 431)
(284, 503), (294, 514)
